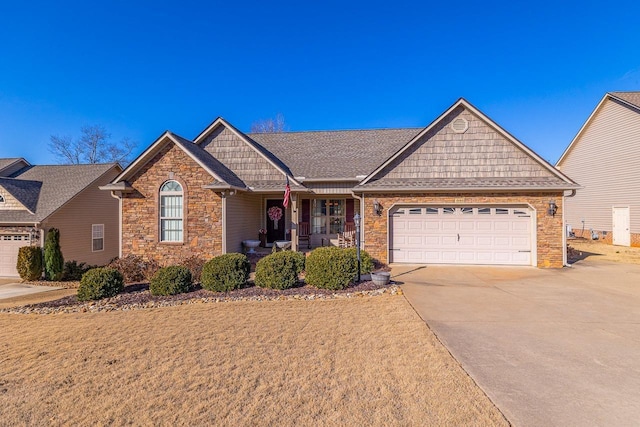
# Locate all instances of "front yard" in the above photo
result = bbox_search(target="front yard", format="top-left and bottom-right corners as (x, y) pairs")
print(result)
(0, 296), (507, 426)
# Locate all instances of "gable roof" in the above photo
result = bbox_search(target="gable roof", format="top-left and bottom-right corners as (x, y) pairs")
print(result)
(0, 158), (30, 177)
(194, 117), (299, 186)
(356, 98), (578, 191)
(0, 163), (120, 223)
(557, 92), (640, 166)
(249, 128), (422, 180)
(111, 131), (246, 191)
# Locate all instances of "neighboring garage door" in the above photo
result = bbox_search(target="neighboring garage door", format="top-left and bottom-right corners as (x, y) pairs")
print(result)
(390, 206), (533, 265)
(0, 234), (31, 277)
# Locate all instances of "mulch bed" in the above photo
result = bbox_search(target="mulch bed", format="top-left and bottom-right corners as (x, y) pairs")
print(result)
(3, 280), (400, 315)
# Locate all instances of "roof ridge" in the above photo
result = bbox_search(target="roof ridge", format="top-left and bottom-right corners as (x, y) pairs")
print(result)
(248, 127), (424, 136)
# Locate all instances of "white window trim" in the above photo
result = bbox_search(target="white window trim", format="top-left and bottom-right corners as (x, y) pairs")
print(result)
(311, 198), (346, 235)
(159, 180), (184, 243)
(92, 224), (104, 252)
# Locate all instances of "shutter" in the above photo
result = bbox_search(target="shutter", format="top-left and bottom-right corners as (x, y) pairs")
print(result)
(302, 199), (310, 223)
(346, 199), (354, 221)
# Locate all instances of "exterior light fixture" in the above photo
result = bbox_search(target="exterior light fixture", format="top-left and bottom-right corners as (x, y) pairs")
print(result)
(354, 213), (361, 283)
(548, 200), (558, 217)
(373, 199), (383, 216)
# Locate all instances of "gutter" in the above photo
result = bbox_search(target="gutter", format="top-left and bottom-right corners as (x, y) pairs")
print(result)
(352, 186), (582, 193)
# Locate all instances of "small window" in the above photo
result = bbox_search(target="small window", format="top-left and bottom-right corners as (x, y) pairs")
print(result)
(443, 207), (455, 215)
(0, 194), (4, 203)
(395, 209), (405, 215)
(478, 208), (491, 215)
(461, 207), (474, 215)
(496, 208), (509, 215)
(92, 224), (104, 251)
(514, 209), (528, 216)
(426, 207), (439, 214)
(408, 208), (422, 215)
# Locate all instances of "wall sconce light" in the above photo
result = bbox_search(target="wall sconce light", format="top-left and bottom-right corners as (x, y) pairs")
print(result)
(373, 199), (383, 216)
(548, 200), (557, 217)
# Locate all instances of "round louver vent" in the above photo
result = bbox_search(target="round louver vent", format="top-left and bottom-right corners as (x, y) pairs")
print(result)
(450, 117), (469, 133)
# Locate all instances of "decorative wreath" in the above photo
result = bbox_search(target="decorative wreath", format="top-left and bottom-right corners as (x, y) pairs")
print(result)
(268, 206), (283, 222)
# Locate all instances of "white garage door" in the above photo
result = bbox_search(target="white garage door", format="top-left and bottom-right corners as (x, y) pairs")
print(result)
(0, 234), (31, 277)
(390, 206), (533, 265)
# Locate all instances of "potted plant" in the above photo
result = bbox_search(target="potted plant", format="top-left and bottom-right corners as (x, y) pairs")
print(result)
(259, 228), (267, 247)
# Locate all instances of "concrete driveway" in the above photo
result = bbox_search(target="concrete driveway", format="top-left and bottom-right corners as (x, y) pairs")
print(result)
(397, 260), (640, 427)
(0, 280), (62, 300)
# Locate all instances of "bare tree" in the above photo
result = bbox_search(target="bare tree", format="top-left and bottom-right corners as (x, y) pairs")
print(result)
(49, 125), (136, 165)
(250, 113), (288, 133)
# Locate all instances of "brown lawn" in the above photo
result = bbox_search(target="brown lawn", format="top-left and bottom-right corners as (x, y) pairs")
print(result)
(570, 239), (640, 264)
(0, 296), (507, 426)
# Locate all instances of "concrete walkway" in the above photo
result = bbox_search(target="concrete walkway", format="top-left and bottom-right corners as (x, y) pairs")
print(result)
(396, 261), (640, 427)
(0, 281), (62, 300)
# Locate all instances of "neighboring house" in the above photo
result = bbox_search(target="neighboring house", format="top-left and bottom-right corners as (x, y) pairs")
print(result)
(0, 158), (122, 277)
(101, 98), (578, 268)
(556, 92), (640, 247)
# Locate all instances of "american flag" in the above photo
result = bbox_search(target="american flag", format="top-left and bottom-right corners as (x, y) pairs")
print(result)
(283, 177), (291, 208)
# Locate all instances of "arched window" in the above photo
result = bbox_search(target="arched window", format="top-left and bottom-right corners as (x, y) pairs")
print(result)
(0, 194), (4, 203)
(159, 180), (183, 242)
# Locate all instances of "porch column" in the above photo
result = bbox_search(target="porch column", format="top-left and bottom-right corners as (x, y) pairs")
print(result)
(291, 194), (298, 251)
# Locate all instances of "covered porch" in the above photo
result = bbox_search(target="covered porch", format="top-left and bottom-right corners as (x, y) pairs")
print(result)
(224, 190), (362, 254)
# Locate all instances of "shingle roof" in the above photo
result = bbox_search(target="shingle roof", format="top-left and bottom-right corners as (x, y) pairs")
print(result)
(0, 158), (22, 171)
(249, 128), (422, 179)
(356, 177), (576, 191)
(0, 177), (42, 212)
(610, 92), (640, 109)
(0, 163), (119, 223)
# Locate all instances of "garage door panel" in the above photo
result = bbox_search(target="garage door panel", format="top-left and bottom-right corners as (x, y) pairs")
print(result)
(390, 206), (533, 266)
(0, 235), (31, 277)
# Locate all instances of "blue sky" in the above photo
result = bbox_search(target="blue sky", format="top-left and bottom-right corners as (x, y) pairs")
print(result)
(1, 0), (639, 165)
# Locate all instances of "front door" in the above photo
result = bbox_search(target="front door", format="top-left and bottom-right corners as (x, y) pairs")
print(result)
(266, 200), (286, 244)
(612, 206), (630, 246)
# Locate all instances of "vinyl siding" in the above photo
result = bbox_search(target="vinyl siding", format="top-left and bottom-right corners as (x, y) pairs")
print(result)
(558, 98), (640, 234)
(225, 192), (262, 253)
(43, 167), (120, 266)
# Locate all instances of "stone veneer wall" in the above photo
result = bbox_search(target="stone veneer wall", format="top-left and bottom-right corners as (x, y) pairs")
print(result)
(122, 142), (223, 265)
(363, 192), (565, 268)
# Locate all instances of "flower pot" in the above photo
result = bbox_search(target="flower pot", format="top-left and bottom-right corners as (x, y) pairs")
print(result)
(371, 272), (391, 286)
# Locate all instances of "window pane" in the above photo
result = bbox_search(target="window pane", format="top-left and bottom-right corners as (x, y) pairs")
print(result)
(443, 207), (455, 214)
(496, 208), (509, 215)
(161, 195), (182, 218)
(160, 180), (182, 192)
(426, 208), (439, 214)
(312, 217), (326, 234)
(328, 199), (343, 216)
(478, 207), (491, 214)
(312, 199), (326, 216)
(93, 238), (104, 251)
(161, 219), (183, 242)
(409, 208), (422, 215)
(330, 217), (344, 234)
(461, 207), (473, 214)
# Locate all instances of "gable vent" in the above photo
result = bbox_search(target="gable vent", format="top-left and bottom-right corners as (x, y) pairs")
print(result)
(450, 117), (469, 133)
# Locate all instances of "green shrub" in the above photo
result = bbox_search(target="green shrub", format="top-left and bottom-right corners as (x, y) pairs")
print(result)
(150, 266), (192, 296)
(77, 268), (124, 301)
(343, 247), (374, 274)
(108, 255), (160, 283)
(62, 260), (95, 281)
(305, 247), (357, 290)
(44, 228), (64, 281)
(254, 251), (305, 290)
(16, 246), (43, 281)
(201, 253), (250, 292)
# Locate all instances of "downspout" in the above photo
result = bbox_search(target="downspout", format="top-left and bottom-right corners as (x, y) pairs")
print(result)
(563, 190), (577, 267)
(350, 192), (365, 250)
(109, 191), (123, 258)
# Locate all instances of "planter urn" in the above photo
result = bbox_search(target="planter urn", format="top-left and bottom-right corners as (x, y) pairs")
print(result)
(371, 271), (391, 286)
